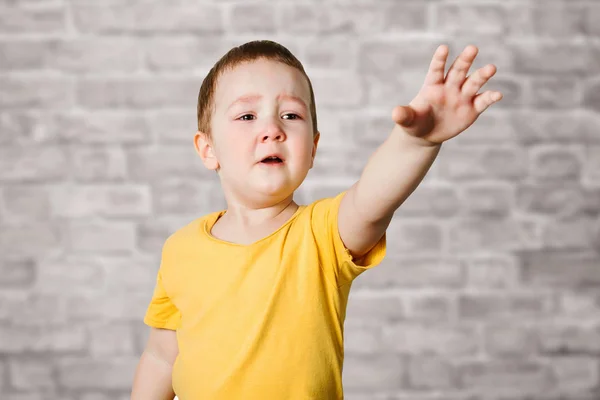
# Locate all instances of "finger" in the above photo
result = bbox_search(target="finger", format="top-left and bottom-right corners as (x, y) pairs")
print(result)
(391, 105), (416, 127)
(462, 64), (497, 98)
(423, 44), (449, 86)
(445, 45), (478, 88)
(473, 90), (503, 114)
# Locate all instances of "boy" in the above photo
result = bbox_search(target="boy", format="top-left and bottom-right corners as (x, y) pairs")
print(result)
(131, 40), (502, 399)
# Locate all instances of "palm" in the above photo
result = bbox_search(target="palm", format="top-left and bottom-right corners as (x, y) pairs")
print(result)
(392, 45), (503, 145)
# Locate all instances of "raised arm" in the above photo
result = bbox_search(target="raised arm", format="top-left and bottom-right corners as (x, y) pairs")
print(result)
(338, 44), (503, 259)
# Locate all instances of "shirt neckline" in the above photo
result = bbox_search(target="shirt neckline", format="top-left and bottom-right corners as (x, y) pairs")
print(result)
(203, 205), (306, 248)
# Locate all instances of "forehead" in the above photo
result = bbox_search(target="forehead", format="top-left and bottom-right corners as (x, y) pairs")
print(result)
(214, 59), (310, 110)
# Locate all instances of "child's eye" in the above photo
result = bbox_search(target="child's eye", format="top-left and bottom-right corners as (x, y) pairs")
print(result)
(237, 114), (301, 121)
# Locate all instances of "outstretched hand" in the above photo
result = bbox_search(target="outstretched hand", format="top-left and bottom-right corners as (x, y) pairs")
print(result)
(392, 45), (503, 146)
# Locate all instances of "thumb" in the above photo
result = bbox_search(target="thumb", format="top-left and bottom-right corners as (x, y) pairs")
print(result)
(391, 105), (416, 127)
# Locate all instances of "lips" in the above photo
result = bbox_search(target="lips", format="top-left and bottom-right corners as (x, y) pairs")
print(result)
(260, 153), (285, 163)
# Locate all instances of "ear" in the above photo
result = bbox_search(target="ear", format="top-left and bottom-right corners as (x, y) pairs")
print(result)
(194, 131), (220, 171)
(310, 131), (320, 169)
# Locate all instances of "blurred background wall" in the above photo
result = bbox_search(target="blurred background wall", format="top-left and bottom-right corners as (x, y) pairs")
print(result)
(0, 0), (599, 399)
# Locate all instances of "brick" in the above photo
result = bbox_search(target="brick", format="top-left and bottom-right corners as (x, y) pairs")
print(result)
(364, 71), (424, 109)
(519, 251), (600, 288)
(541, 217), (598, 250)
(2, 185), (50, 221)
(458, 183), (513, 218)
(516, 183), (586, 218)
(437, 146), (526, 181)
(550, 356), (600, 392)
(0, 292), (68, 327)
(49, 184), (152, 218)
(9, 358), (55, 390)
(0, 324), (86, 352)
(137, 216), (194, 254)
(483, 323), (537, 357)
(229, 4), (276, 34)
(0, 146), (68, 182)
(407, 356), (457, 389)
(0, 77), (73, 109)
(457, 360), (553, 396)
(310, 71), (363, 107)
(382, 322), (479, 356)
(404, 293), (455, 322)
(126, 146), (214, 181)
(582, 80), (600, 112)
(483, 76), (525, 109)
(559, 291), (600, 320)
(447, 218), (540, 252)
(354, 256), (464, 289)
(394, 184), (459, 218)
(511, 110), (600, 145)
(279, 4), (387, 35)
(0, 223), (61, 258)
(148, 111), (197, 144)
(0, 39), (141, 73)
(464, 254), (519, 288)
(102, 254), (157, 293)
(359, 40), (438, 75)
(77, 78), (201, 109)
(143, 37), (230, 72)
(88, 321), (136, 356)
(344, 323), (383, 355)
(303, 36), (358, 70)
(67, 291), (151, 322)
(347, 114), (397, 149)
(583, 145), (600, 185)
(0, 112), (60, 145)
(301, 146), (365, 178)
(345, 293), (405, 325)
(382, 3), (427, 33)
(513, 42), (600, 75)
(66, 220), (136, 254)
(56, 112), (151, 144)
(386, 219), (442, 253)
(450, 110), (518, 145)
(435, 4), (508, 36)
(72, 2), (224, 33)
(56, 357), (139, 390)
(529, 145), (583, 181)
(513, 3), (587, 38)
(152, 178), (223, 215)
(70, 145), (128, 182)
(537, 324), (600, 354)
(0, 257), (35, 288)
(342, 354), (405, 391)
(530, 76), (582, 109)
(585, 5), (600, 36)
(458, 293), (553, 320)
(0, 4), (66, 33)
(35, 255), (104, 295)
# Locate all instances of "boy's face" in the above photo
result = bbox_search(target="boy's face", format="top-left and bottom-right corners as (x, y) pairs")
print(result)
(195, 59), (320, 203)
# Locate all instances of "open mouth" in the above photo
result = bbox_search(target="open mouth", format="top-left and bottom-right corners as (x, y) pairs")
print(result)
(261, 156), (284, 164)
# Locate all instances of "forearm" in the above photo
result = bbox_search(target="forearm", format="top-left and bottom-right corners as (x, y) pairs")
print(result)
(353, 125), (441, 223)
(131, 349), (176, 400)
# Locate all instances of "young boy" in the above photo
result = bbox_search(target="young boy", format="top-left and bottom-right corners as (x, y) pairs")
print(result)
(131, 40), (502, 399)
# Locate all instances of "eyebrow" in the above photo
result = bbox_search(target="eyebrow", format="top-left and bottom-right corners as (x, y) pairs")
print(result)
(226, 93), (308, 112)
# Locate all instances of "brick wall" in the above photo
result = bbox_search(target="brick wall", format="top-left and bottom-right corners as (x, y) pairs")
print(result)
(0, 0), (599, 399)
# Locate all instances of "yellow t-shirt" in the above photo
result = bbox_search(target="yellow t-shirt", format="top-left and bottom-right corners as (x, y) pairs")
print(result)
(143, 190), (386, 399)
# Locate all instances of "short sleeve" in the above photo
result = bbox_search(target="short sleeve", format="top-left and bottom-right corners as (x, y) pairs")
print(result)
(143, 240), (181, 330)
(311, 190), (387, 288)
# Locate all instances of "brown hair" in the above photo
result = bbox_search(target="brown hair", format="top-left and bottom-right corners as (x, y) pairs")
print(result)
(196, 40), (318, 142)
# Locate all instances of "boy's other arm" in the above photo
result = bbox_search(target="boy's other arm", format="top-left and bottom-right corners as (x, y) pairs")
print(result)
(339, 128), (441, 258)
(131, 327), (179, 400)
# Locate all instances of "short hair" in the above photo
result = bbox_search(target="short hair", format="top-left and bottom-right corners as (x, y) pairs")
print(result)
(196, 40), (318, 142)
